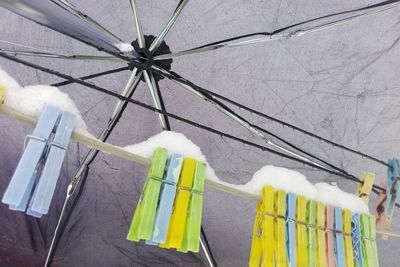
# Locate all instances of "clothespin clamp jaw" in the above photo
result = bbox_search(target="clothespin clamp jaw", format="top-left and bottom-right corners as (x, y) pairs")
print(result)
(355, 172), (375, 204)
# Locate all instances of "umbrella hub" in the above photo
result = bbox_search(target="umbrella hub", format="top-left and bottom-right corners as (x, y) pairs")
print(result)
(131, 35), (173, 82)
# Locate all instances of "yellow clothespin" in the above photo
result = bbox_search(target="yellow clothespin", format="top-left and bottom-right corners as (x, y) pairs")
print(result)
(249, 185), (275, 267)
(274, 190), (288, 267)
(355, 172), (375, 204)
(296, 195), (308, 267)
(262, 185), (275, 267)
(342, 209), (354, 267)
(0, 84), (5, 104)
(160, 158), (196, 249)
(315, 201), (327, 267)
(249, 201), (263, 267)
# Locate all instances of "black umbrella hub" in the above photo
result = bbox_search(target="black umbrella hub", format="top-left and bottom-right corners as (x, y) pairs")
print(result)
(131, 35), (173, 82)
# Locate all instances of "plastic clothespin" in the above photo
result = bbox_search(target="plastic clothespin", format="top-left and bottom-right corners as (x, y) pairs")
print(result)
(0, 84), (5, 104)
(325, 205), (335, 267)
(160, 158), (196, 249)
(2, 105), (61, 212)
(355, 172), (375, 204)
(27, 111), (76, 217)
(315, 201), (327, 267)
(286, 192), (297, 267)
(333, 207), (346, 267)
(383, 158), (400, 232)
(342, 209), (354, 267)
(306, 200), (316, 267)
(127, 148), (168, 242)
(275, 190), (288, 267)
(179, 161), (206, 253)
(296, 195), (307, 267)
(249, 202), (263, 267)
(262, 185), (275, 266)
(351, 214), (364, 267)
(360, 214), (379, 267)
(146, 154), (184, 245)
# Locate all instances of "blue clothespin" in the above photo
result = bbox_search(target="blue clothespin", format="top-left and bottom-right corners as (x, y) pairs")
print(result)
(385, 158), (400, 219)
(146, 154), (184, 245)
(286, 192), (297, 267)
(2, 105), (61, 211)
(27, 111), (75, 217)
(334, 207), (346, 267)
(351, 214), (364, 267)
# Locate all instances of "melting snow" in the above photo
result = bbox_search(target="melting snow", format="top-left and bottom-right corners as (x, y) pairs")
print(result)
(0, 68), (93, 137)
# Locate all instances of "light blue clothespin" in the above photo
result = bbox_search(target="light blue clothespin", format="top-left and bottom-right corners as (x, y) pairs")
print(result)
(2, 105), (61, 212)
(27, 111), (75, 217)
(334, 207), (346, 267)
(286, 192), (297, 267)
(385, 158), (400, 219)
(146, 154), (184, 245)
(351, 214), (364, 267)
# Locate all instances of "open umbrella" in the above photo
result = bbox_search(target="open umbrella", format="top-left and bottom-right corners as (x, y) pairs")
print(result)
(0, 0), (399, 266)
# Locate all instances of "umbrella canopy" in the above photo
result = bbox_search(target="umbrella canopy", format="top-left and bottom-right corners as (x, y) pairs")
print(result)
(0, 0), (399, 266)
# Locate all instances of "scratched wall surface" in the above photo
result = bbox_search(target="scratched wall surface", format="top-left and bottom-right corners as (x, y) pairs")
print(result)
(0, 0), (399, 266)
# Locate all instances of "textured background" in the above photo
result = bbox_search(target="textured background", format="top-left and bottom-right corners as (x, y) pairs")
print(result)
(0, 0), (399, 266)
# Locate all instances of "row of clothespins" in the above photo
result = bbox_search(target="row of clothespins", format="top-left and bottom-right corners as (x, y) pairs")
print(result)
(249, 185), (378, 267)
(126, 148), (206, 253)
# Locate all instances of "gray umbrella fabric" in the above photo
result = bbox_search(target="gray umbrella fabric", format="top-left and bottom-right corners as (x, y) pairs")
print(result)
(0, 0), (400, 266)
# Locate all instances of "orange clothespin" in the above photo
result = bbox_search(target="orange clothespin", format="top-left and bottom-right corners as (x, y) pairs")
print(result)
(325, 205), (335, 267)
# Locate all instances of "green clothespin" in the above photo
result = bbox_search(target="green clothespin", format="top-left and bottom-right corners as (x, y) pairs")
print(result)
(179, 161), (206, 253)
(127, 148), (168, 241)
(360, 214), (380, 267)
(307, 200), (316, 267)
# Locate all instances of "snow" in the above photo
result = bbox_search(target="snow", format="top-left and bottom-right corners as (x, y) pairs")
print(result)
(125, 131), (369, 214)
(117, 42), (134, 52)
(0, 68), (93, 137)
(235, 165), (369, 214)
(124, 131), (219, 181)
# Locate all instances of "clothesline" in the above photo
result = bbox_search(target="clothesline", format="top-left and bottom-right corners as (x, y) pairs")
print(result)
(0, 104), (399, 238)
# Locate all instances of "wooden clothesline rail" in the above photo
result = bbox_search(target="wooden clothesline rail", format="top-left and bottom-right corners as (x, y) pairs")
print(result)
(0, 105), (399, 238)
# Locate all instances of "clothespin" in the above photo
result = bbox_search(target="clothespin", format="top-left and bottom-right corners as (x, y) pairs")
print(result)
(286, 192), (297, 267)
(127, 148), (168, 241)
(249, 202), (263, 267)
(160, 158), (196, 249)
(342, 209), (354, 267)
(306, 200), (316, 267)
(351, 214), (364, 267)
(2, 105), (61, 212)
(383, 158), (400, 233)
(315, 201), (327, 267)
(360, 214), (379, 267)
(333, 207), (346, 267)
(296, 195), (307, 267)
(146, 154), (184, 245)
(179, 161), (206, 253)
(0, 84), (5, 104)
(27, 111), (75, 217)
(355, 172), (375, 204)
(325, 205), (335, 267)
(274, 190), (288, 267)
(375, 178), (389, 240)
(249, 185), (275, 267)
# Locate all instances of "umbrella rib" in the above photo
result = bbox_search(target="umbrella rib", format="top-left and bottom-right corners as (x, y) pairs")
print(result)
(143, 71), (171, 130)
(129, 0), (146, 48)
(51, 66), (131, 87)
(149, 0), (189, 53)
(154, 0), (400, 60)
(44, 68), (144, 267)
